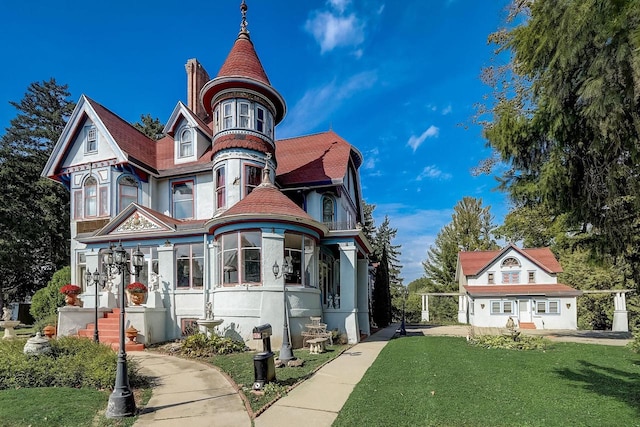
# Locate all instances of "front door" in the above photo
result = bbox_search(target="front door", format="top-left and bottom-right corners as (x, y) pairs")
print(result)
(518, 299), (532, 323)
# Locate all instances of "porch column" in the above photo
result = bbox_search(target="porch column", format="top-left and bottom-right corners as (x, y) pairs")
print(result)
(356, 258), (370, 337)
(612, 292), (629, 332)
(458, 294), (467, 324)
(421, 294), (429, 322)
(339, 243), (359, 344)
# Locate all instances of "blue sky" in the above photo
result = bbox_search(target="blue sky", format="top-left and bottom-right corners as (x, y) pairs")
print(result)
(0, 0), (512, 284)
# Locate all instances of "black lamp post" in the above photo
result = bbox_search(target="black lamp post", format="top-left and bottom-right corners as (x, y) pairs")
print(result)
(105, 242), (144, 418)
(273, 259), (294, 362)
(85, 268), (106, 343)
(400, 286), (407, 336)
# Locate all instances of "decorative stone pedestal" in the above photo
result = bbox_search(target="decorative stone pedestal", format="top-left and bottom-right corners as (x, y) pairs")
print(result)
(0, 320), (20, 339)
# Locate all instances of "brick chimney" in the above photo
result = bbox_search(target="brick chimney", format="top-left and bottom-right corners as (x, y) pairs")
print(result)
(185, 58), (210, 120)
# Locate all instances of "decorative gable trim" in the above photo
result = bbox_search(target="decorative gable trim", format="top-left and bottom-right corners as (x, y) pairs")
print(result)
(115, 212), (164, 233)
(162, 101), (212, 137)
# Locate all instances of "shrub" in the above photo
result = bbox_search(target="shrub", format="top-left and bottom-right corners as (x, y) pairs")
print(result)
(181, 333), (246, 357)
(628, 330), (640, 354)
(30, 266), (70, 326)
(468, 334), (550, 351)
(0, 336), (146, 390)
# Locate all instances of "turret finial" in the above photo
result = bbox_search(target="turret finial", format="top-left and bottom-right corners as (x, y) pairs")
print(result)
(240, 0), (249, 37)
(261, 152), (272, 185)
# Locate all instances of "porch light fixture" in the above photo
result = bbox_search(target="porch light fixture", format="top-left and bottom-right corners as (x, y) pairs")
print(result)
(104, 242), (144, 418)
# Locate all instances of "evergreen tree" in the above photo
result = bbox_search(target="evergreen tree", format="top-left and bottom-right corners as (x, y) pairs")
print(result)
(133, 114), (164, 139)
(421, 197), (497, 322)
(371, 247), (392, 327)
(361, 201), (376, 248)
(373, 216), (403, 285)
(0, 79), (74, 310)
(477, 0), (640, 285)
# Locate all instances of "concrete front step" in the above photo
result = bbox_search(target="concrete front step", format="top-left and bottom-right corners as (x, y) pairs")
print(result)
(519, 322), (536, 329)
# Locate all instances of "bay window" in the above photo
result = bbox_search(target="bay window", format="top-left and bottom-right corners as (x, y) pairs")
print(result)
(84, 177), (97, 217)
(219, 231), (262, 286)
(245, 164), (261, 196)
(213, 99), (274, 138)
(176, 243), (204, 289)
(284, 233), (315, 286)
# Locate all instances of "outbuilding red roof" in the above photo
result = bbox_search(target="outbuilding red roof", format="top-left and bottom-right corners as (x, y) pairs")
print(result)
(464, 284), (582, 297)
(459, 245), (563, 276)
(276, 130), (356, 187)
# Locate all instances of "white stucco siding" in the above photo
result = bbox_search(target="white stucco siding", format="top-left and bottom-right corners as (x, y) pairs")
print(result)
(469, 297), (578, 330)
(469, 254), (557, 285)
(195, 173), (213, 219)
(63, 118), (119, 169)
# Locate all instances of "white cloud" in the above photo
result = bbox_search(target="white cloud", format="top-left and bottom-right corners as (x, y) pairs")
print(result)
(364, 147), (379, 169)
(278, 71), (378, 137)
(407, 125), (439, 151)
(305, 11), (365, 54)
(329, 0), (351, 14)
(442, 104), (452, 115)
(416, 165), (452, 181)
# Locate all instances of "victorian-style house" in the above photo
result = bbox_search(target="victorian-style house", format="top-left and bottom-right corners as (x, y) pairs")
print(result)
(42, 3), (372, 349)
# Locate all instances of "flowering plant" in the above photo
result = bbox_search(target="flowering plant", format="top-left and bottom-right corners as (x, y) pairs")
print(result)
(60, 284), (81, 295)
(126, 282), (148, 293)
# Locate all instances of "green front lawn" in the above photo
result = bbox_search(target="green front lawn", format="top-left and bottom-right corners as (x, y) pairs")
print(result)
(208, 345), (348, 415)
(334, 336), (640, 427)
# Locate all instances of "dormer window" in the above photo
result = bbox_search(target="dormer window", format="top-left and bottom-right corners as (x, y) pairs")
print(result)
(85, 126), (97, 153)
(179, 128), (193, 158)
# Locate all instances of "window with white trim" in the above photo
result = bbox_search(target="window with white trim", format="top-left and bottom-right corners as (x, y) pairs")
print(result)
(528, 271), (535, 283)
(322, 196), (335, 224)
(502, 271), (520, 283)
(84, 176), (97, 217)
(284, 233), (315, 286)
(179, 128), (193, 158)
(490, 300), (515, 314)
(320, 251), (339, 308)
(215, 167), (226, 209)
(244, 164), (261, 196)
(488, 272), (495, 284)
(222, 101), (234, 129)
(175, 243), (204, 289)
(238, 102), (251, 128)
(118, 175), (138, 213)
(172, 180), (194, 219)
(536, 300), (560, 314)
(85, 126), (97, 153)
(218, 231), (262, 286)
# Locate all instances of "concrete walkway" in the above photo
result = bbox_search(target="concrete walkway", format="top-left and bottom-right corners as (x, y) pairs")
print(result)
(131, 352), (251, 427)
(131, 324), (632, 427)
(255, 324), (398, 427)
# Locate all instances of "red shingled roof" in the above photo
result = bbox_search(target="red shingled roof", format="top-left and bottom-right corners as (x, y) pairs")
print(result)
(276, 130), (354, 187)
(464, 284), (582, 297)
(86, 97), (157, 168)
(217, 35), (270, 85)
(213, 133), (273, 157)
(220, 183), (312, 219)
(459, 246), (562, 276)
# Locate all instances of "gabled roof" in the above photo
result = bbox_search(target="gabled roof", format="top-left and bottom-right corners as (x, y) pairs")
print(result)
(162, 101), (212, 137)
(458, 244), (563, 277)
(276, 130), (362, 187)
(85, 97), (157, 168)
(464, 284), (582, 298)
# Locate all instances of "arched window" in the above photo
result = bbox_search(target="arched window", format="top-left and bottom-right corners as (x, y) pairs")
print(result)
(322, 196), (335, 224)
(84, 176), (97, 217)
(501, 257), (521, 268)
(118, 175), (138, 213)
(179, 128), (193, 158)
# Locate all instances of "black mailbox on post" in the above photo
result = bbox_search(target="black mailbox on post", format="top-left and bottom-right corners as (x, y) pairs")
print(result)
(252, 324), (275, 390)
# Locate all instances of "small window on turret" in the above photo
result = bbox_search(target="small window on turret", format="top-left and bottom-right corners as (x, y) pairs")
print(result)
(256, 106), (265, 132)
(222, 101), (234, 129)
